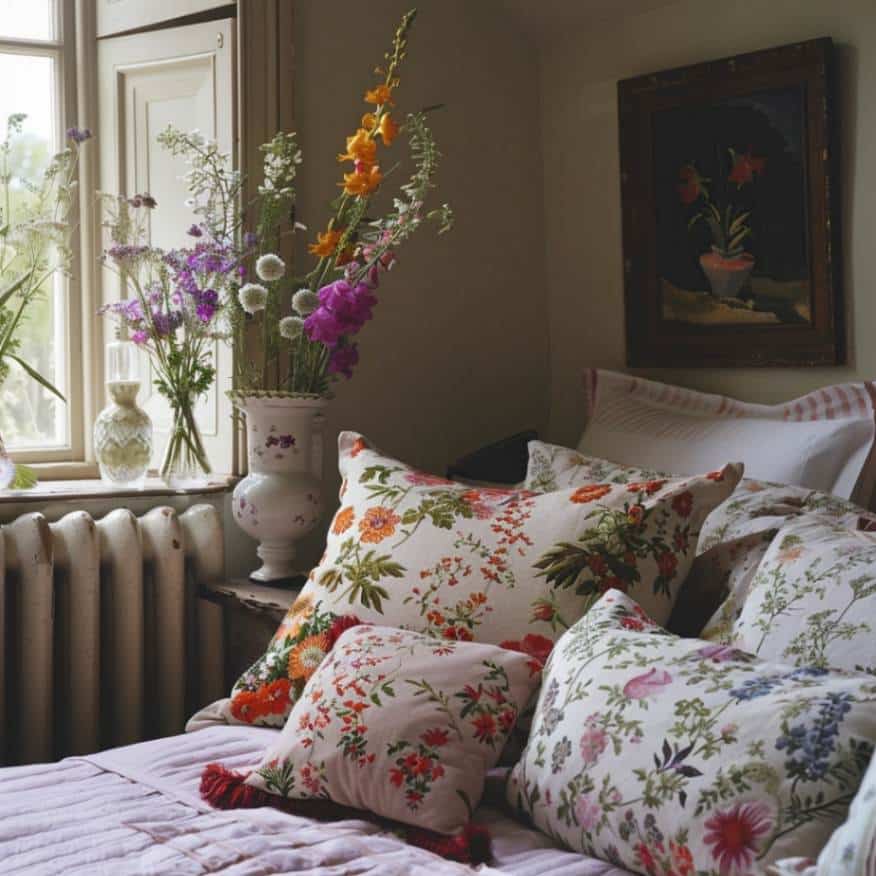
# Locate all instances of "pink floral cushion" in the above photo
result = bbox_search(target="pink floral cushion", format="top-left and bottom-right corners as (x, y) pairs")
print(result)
(245, 624), (540, 834)
(508, 590), (876, 875)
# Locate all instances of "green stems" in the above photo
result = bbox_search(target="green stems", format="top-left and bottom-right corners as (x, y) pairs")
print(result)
(160, 394), (211, 480)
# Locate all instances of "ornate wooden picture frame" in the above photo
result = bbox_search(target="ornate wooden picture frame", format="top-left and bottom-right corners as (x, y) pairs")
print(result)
(618, 38), (842, 367)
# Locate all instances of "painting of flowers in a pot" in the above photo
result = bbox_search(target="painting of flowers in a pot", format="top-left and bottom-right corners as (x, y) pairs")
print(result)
(619, 39), (842, 367)
(657, 89), (807, 325)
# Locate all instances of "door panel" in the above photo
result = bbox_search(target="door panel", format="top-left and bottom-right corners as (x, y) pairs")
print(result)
(98, 20), (236, 474)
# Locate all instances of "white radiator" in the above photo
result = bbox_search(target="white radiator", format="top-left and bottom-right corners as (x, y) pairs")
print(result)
(0, 503), (225, 765)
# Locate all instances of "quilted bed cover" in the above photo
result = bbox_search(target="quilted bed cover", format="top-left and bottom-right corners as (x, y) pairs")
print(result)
(0, 724), (634, 875)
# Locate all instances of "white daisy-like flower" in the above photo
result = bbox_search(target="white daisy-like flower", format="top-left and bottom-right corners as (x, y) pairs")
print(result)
(292, 288), (319, 316)
(279, 315), (305, 341)
(256, 253), (286, 283)
(238, 282), (268, 314)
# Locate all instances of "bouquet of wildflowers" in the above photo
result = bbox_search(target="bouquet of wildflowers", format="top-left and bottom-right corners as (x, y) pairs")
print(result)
(0, 117), (89, 488)
(100, 7), (450, 478)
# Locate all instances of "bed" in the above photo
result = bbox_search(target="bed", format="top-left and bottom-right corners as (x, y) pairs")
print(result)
(0, 723), (629, 875)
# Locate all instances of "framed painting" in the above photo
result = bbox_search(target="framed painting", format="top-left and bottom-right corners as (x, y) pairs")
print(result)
(618, 38), (842, 367)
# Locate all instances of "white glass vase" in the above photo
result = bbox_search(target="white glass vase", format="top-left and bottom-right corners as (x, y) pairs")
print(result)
(231, 393), (327, 584)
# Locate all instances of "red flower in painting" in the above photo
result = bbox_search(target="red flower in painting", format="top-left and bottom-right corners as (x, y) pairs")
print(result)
(678, 163), (706, 205)
(704, 802), (772, 873)
(729, 149), (766, 186)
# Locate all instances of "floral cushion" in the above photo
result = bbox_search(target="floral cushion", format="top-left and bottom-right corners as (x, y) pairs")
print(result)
(297, 431), (739, 644)
(728, 517), (876, 676)
(223, 602), (361, 727)
(245, 624), (540, 834)
(523, 441), (876, 640)
(507, 590), (876, 875)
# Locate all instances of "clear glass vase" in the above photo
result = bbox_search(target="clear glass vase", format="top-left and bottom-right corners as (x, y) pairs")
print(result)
(160, 397), (211, 487)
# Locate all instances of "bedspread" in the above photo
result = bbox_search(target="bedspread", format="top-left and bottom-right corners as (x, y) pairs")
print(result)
(0, 726), (633, 875)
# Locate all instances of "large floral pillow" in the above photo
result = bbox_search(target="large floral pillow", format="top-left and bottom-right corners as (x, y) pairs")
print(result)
(729, 517), (876, 676)
(299, 432), (739, 643)
(507, 590), (876, 875)
(244, 624), (539, 835)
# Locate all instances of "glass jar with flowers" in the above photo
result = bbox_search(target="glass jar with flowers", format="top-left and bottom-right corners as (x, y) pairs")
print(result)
(0, 117), (90, 489)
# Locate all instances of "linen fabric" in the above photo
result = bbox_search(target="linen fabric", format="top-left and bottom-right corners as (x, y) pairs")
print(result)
(245, 624), (540, 834)
(507, 590), (876, 876)
(577, 369), (876, 503)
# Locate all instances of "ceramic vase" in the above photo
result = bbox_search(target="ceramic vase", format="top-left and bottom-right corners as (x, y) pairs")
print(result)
(94, 380), (153, 487)
(230, 393), (326, 584)
(699, 250), (755, 298)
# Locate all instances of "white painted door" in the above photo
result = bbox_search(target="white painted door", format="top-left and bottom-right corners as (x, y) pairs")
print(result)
(98, 19), (236, 475)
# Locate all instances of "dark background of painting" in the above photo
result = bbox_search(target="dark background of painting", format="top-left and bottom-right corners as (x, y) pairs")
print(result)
(653, 86), (809, 295)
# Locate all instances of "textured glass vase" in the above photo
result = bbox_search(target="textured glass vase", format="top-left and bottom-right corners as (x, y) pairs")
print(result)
(94, 380), (153, 487)
(94, 334), (153, 487)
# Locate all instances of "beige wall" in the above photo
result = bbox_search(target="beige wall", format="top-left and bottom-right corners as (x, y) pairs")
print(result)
(292, 0), (549, 563)
(538, 0), (876, 447)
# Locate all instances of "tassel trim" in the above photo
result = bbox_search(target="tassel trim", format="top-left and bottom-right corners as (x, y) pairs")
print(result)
(200, 763), (492, 865)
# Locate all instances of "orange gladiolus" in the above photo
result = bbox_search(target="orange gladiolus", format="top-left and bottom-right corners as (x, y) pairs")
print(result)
(337, 128), (377, 168)
(364, 83), (394, 106)
(362, 112), (399, 145)
(308, 228), (344, 257)
(341, 165), (382, 197)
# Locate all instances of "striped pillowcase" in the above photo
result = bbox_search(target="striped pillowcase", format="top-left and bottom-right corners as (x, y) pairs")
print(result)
(579, 369), (876, 504)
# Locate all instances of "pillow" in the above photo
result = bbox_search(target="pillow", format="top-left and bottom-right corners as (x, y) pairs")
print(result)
(221, 433), (741, 727)
(578, 369), (876, 504)
(522, 441), (876, 639)
(697, 481), (876, 643)
(729, 517), (876, 676)
(225, 600), (361, 727)
(507, 589), (876, 875)
(244, 624), (540, 835)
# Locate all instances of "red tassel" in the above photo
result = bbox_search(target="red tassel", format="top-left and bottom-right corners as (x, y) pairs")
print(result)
(199, 763), (492, 864)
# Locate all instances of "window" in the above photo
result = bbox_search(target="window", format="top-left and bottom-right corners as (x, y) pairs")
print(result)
(0, 0), (82, 463)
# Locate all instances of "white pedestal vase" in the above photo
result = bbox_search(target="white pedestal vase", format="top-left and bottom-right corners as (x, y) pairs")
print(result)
(230, 393), (327, 584)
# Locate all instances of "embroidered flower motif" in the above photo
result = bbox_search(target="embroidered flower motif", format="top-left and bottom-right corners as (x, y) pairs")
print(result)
(671, 490), (693, 518)
(288, 633), (330, 680)
(358, 507), (401, 543)
(703, 801), (772, 872)
(627, 480), (666, 495)
(570, 484), (612, 504)
(579, 720), (608, 765)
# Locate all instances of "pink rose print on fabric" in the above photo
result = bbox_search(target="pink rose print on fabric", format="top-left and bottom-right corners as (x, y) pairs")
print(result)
(623, 667), (673, 699)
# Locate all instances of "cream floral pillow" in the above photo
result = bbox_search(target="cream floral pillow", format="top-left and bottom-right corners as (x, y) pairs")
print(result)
(730, 517), (876, 676)
(295, 432), (740, 644)
(245, 624), (539, 835)
(507, 590), (876, 875)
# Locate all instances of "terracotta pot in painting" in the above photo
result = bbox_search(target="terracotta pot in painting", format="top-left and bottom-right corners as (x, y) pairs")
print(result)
(699, 251), (755, 299)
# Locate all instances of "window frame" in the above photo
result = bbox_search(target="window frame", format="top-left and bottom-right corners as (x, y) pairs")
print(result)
(0, 0), (97, 474)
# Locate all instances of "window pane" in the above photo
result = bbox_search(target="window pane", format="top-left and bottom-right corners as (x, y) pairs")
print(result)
(0, 0), (54, 41)
(0, 52), (67, 450)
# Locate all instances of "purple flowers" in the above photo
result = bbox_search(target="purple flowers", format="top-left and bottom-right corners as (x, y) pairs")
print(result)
(66, 126), (92, 144)
(302, 276), (378, 379)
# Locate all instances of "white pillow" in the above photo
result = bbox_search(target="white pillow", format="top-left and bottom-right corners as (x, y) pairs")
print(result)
(578, 369), (876, 504)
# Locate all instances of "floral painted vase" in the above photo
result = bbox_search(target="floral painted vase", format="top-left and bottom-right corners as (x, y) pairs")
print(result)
(230, 393), (327, 583)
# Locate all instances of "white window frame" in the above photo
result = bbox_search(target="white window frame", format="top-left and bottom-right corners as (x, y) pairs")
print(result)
(1, 0), (100, 477)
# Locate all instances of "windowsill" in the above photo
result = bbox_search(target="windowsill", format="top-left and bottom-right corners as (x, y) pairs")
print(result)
(0, 474), (236, 505)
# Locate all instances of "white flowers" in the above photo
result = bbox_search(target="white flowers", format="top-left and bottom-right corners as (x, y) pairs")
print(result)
(292, 288), (319, 316)
(279, 315), (305, 341)
(256, 253), (286, 283)
(239, 283), (268, 314)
